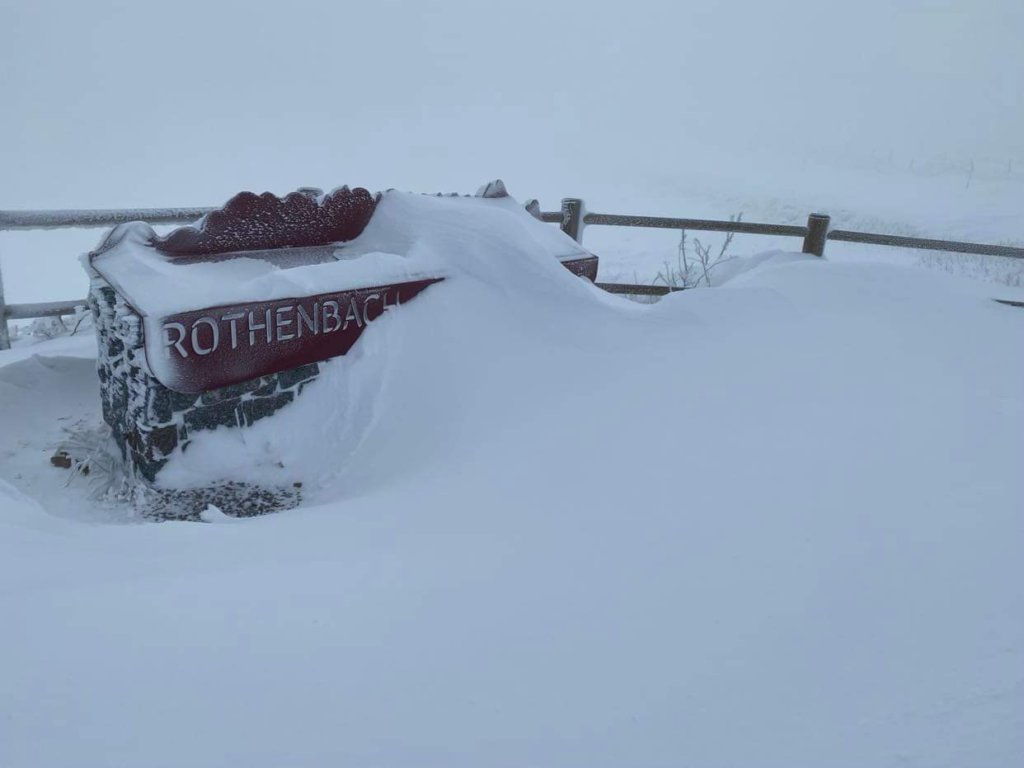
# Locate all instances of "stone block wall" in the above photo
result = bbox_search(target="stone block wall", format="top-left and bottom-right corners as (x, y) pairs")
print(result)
(89, 270), (319, 485)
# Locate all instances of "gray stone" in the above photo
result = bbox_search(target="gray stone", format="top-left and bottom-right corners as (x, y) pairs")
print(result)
(184, 400), (242, 432)
(144, 481), (302, 520)
(147, 424), (179, 458)
(251, 380), (278, 398)
(98, 287), (117, 306)
(133, 454), (166, 483)
(277, 363), (319, 390)
(201, 376), (263, 405)
(240, 391), (294, 427)
(149, 386), (198, 422)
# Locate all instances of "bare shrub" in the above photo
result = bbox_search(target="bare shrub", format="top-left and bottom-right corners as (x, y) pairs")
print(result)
(20, 306), (91, 342)
(654, 214), (743, 290)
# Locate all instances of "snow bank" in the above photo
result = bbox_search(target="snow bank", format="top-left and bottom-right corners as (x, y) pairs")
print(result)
(88, 191), (598, 408)
(2, 233), (1023, 766)
(152, 191), (604, 491)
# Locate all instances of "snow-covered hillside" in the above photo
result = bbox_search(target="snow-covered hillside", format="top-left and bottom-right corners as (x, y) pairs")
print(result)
(2, 188), (1023, 765)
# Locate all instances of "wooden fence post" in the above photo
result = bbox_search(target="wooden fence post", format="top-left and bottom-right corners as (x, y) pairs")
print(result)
(803, 213), (830, 257)
(0, 259), (10, 350)
(561, 198), (585, 243)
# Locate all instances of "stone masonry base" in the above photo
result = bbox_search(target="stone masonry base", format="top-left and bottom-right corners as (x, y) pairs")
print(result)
(89, 271), (315, 516)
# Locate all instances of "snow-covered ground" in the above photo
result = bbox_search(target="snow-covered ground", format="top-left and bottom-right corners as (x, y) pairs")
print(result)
(2, 178), (1023, 766)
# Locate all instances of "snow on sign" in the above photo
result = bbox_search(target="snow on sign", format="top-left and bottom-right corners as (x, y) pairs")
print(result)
(89, 186), (440, 394)
(84, 182), (599, 508)
(89, 183), (597, 395)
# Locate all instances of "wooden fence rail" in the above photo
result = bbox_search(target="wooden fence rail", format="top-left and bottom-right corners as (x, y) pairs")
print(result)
(559, 205), (1024, 261)
(2, 197), (1023, 350)
(0, 207), (215, 231)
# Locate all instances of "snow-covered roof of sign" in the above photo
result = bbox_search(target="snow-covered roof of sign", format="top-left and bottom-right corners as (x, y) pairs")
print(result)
(86, 181), (592, 318)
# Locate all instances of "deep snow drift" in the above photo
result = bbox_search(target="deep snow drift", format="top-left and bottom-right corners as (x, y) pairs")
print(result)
(2, 191), (1023, 767)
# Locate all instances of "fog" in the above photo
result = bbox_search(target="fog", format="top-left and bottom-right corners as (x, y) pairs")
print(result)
(3, 0), (1021, 210)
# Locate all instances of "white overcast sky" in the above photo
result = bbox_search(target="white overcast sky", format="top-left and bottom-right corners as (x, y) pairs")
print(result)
(1, 0), (1021, 207)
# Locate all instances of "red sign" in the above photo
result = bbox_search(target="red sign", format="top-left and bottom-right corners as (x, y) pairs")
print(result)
(561, 255), (598, 281)
(152, 279), (441, 394)
(121, 186), (599, 394)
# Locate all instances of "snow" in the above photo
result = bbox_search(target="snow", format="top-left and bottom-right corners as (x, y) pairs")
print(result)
(147, 192), (598, 489)
(89, 192), (591, 319)
(87, 192), (595, 391)
(2, 185), (1023, 765)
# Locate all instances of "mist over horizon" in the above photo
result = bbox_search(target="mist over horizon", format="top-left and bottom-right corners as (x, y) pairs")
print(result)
(2, 0), (1022, 209)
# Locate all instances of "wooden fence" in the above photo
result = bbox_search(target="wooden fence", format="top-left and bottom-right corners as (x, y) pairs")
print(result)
(2, 197), (1023, 349)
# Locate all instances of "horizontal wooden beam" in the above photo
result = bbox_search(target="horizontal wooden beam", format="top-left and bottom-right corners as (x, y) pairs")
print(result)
(827, 229), (1024, 260)
(0, 208), (211, 231)
(4, 299), (88, 319)
(584, 212), (808, 238)
(594, 282), (679, 296)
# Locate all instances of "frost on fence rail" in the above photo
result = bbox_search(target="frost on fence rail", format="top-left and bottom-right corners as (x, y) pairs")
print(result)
(583, 212), (809, 238)
(579, 209), (1024, 261)
(5, 299), (88, 320)
(0, 207), (214, 231)
(826, 230), (1024, 260)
